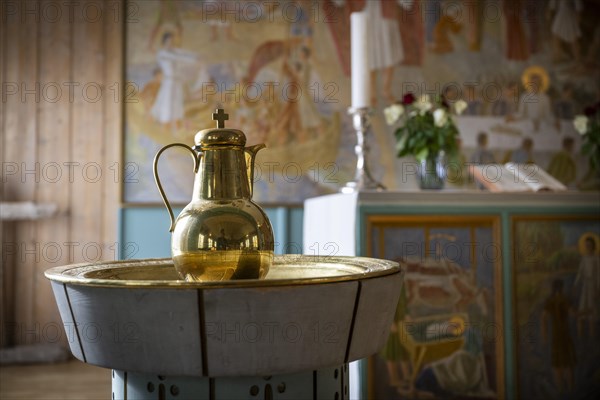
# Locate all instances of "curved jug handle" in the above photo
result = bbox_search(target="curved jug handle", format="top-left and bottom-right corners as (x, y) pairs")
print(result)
(244, 144), (266, 198)
(153, 143), (201, 232)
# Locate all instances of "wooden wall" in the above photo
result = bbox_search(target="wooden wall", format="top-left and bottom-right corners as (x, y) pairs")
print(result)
(1, 0), (122, 347)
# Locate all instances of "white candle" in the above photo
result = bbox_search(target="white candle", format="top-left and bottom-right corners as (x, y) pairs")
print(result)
(351, 12), (370, 109)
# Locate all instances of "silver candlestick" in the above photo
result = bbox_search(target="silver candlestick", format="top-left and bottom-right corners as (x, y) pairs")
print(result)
(341, 107), (386, 193)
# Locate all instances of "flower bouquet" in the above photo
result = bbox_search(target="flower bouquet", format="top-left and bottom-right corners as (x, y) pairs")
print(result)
(384, 93), (467, 189)
(573, 103), (600, 190)
(574, 103), (600, 171)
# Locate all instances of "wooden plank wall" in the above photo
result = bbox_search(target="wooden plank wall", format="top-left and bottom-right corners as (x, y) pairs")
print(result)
(1, 0), (122, 347)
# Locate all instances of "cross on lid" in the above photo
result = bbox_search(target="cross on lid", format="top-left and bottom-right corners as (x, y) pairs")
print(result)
(212, 108), (229, 129)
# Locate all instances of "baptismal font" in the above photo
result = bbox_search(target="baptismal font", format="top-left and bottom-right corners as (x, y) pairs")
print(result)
(46, 110), (403, 399)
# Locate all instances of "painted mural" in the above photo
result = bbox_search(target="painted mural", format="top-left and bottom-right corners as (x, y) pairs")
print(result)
(125, 0), (600, 203)
(367, 216), (503, 399)
(513, 217), (600, 400)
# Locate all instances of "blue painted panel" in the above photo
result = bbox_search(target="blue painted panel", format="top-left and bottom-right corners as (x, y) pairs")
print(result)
(265, 207), (288, 255)
(288, 208), (304, 254)
(120, 207), (304, 259)
(119, 207), (182, 259)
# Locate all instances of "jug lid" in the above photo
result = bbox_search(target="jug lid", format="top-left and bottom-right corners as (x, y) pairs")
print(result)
(194, 108), (246, 148)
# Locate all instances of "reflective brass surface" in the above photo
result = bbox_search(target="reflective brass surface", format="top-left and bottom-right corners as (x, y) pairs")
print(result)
(44, 256), (400, 288)
(195, 128), (246, 147)
(153, 109), (274, 282)
(153, 143), (201, 232)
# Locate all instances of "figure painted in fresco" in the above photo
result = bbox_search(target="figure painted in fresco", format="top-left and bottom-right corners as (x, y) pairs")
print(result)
(295, 46), (323, 141)
(324, 0), (406, 104)
(524, 0), (544, 55)
(424, 0), (441, 47)
(147, 0), (182, 51)
(275, 60), (303, 144)
(462, 84), (484, 116)
(508, 66), (559, 133)
(150, 32), (201, 133)
(430, 0), (462, 54)
(553, 83), (576, 121)
(398, 0), (425, 66)
(139, 67), (163, 112)
(569, 19), (600, 74)
(441, 83), (460, 107)
(363, 0), (404, 104)
(547, 0), (583, 64)
(575, 235), (600, 339)
(290, 0), (315, 55)
(503, 0), (529, 61)
(272, 40), (325, 144)
(464, 0), (483, 51)
(491, 81), (519, 117)
(206, 0), (237, 41)
(547, 137), (576, 186)
(502, 137), (534, 164)
(244, 40), (297, 85)
(252, 96), (275, 144)
(469, 132), (496, 165)
(541, 279), (577, 394)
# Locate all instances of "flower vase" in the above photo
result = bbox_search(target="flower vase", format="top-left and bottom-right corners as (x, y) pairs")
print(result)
(417, 153), (446, 190)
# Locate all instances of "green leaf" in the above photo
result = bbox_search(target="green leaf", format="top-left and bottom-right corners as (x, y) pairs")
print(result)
(396, 132), (409, 155)
(415, 148), (429, 162)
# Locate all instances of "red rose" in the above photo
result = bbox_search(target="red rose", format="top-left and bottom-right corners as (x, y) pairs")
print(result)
(402, 93), (415, 105)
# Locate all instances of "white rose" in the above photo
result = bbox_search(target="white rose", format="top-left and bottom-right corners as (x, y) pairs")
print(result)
(454, 99), (468, 115)
(384, 104), (404, 125)
(433, 108), (448, 127)
(415, 94), (432, 114)
(573, 115), (588, 135)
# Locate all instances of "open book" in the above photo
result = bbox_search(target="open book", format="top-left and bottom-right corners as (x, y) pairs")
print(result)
(470, 163), (567, 192)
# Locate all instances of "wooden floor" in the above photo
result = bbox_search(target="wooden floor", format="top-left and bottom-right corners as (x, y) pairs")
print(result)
(0, 360), (109, 399)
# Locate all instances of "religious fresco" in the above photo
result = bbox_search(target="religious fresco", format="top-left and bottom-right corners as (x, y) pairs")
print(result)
(512, 217), (600, 400)
(367, 216), (503, 399)
(124, 0), (600, 204)
(125, 0), (350, 204)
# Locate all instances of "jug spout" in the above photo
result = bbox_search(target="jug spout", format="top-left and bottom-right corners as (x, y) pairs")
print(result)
(245, 144), (265, 198)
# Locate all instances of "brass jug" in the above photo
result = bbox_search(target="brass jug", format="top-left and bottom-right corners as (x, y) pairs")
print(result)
(153, 109), (274, 282)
